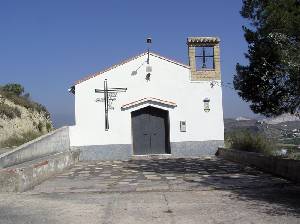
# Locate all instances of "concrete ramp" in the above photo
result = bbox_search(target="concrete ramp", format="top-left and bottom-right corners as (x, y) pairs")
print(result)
(0, 126), (70, 169)
(0, 126), (79, 192)
(0, 150), (79, 192)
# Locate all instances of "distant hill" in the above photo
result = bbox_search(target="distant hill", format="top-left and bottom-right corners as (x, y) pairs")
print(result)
(261, 113), (300, 124)
(0, 84), (53, 148)
(225, 116), (300, 146)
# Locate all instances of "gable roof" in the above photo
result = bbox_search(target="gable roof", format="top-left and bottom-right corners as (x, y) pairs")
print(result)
(74, 51), (190, 85)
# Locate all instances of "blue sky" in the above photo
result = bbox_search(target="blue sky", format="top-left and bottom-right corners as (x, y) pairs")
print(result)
(0, 0), (257, 127)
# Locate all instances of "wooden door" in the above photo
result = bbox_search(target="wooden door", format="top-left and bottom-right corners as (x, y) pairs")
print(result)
(131, 106), (170, 155)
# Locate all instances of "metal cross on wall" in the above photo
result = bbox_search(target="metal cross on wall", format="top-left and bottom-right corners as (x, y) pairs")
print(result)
(95, 79), (127, 131)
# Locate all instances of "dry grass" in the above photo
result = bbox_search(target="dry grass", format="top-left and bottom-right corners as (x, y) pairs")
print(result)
(0, 104), (21, 119)
(0, 89), (50, 118)
(0, 131), (42, 148)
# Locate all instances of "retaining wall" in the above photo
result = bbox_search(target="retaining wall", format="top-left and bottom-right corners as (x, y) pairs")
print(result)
(0, 150), (80, 192)
(216, 147), (300, 183)
(0, 126), (70, 168)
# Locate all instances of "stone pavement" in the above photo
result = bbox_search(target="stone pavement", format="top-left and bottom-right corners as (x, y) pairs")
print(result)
(1, 157), (300, 224)
(32, 157), (292, 193)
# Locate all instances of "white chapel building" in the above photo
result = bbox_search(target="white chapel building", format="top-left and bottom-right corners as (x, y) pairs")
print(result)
(69, 37), (224, 160)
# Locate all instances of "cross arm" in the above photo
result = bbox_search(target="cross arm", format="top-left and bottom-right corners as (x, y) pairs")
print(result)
(95, 88), (127, 93)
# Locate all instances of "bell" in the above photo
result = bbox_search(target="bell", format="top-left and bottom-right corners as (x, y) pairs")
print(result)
(146, 38), (152, 44)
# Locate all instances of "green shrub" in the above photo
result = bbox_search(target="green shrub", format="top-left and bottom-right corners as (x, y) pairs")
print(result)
(287, 153), (300, 160)
(226, 131), (278, 155)
(37, 121), (44, 132)
(22, 131), (42, 142)
(0, 104), (21, 119)
(1, 83), (24, 96)
(0, 131), (42, 148)
(282, 147), (300, 160)
(282, 138), (300, 145)
(46, 122), (52, 132)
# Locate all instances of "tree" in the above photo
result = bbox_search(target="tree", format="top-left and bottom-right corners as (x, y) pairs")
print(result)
(1, 83), (25, 96)
(234, 0), (300, 117)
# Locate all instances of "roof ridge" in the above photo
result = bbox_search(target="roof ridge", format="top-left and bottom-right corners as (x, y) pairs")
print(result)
(74, 51), (190, 85)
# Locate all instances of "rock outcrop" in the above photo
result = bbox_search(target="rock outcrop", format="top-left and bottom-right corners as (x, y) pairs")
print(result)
(0, 93), (53, 147)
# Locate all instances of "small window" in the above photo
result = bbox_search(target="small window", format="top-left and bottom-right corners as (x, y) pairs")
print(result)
(195, 46), (214, 70)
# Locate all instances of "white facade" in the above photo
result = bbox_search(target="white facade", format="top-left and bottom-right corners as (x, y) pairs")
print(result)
(69, 50), (224, 159)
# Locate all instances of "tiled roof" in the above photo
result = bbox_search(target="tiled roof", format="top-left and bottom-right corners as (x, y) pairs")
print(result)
(187, 37), (220, 44)
(74, 52), (190, 85)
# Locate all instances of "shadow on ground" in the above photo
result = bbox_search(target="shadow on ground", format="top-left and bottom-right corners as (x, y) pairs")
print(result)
(123, 157), (300, 217)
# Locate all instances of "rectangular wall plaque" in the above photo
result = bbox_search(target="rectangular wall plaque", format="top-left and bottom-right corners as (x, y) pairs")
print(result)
(180, 121), (186, 132)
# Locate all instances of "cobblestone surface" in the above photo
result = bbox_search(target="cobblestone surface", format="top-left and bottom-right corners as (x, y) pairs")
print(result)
(1, 157), (300, 224)
(32, 157), (292, 193)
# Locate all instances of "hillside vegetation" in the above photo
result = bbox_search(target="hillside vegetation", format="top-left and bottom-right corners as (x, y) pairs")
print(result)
(225, 117), (300, 159)
(0, 84), (53, 149)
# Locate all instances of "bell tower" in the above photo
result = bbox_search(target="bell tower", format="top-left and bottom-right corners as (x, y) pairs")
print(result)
(187, 37), (221, 81)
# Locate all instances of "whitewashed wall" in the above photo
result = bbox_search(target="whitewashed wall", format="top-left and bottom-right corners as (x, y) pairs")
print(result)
(69, 53), (224, 146)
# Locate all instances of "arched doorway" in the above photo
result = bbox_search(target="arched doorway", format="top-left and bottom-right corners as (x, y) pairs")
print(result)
(131, 106), (170, 155)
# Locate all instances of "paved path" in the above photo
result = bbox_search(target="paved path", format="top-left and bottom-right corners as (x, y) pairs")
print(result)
(1, 157), (300, 224)
(32, 157), (292, 193)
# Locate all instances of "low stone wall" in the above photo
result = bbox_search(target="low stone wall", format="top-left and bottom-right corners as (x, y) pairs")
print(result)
(0, 126), (70, 168)
(171, 140), (224, 157)
(216, 147), (300, 183)
(0, 150), (80, 192)
(72, 144), (132, 161)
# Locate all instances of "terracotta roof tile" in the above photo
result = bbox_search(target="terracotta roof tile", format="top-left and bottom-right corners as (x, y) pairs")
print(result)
(187, 37), (220, 44)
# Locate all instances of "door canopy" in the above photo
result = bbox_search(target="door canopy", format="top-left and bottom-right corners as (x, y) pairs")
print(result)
(121, 97), (177, 111)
